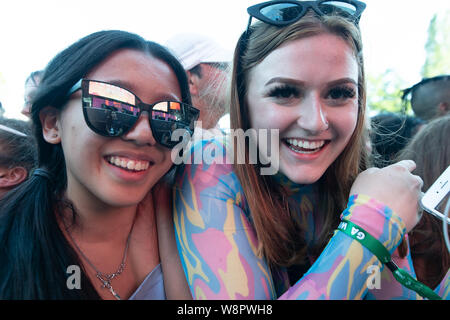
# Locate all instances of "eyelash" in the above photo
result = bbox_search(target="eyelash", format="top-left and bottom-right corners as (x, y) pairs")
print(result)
(326, 86), (356, 100)
(267, 84), (300, 99)
(266, 84), (357, 106)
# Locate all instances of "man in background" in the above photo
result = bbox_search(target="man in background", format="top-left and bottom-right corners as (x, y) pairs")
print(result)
(403, 75), (450, 121)
(166, 33), (232, 130)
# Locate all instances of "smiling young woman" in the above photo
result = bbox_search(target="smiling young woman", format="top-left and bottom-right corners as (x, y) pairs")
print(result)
(172, 1), (438, 300)
(0, 30), (196, 300)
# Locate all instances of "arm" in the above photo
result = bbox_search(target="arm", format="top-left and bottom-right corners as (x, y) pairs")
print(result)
(365, 235), (422, 300)
(281, 194), (406, 299)
(174, 164), (277, 299)
(435, 270), (450, 300)
(152, 181), (192, 300)
(173, 140), (408, 299)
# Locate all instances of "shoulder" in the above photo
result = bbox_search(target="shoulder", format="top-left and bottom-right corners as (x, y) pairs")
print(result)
(173, 134), (250, 216)
(174, 133), (234, 181)
(174, 134), (245, 192)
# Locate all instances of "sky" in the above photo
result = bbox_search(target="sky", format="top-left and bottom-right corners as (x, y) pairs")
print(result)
(0, 0), (449, 120)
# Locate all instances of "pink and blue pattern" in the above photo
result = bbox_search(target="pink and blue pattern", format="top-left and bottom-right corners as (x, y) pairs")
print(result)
(173, 137), (448, 300)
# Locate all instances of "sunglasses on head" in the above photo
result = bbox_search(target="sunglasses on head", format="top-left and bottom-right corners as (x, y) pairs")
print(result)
(246, 0), (366, 30)
(67, 79), (199, 149)
(235, 0), (366, 104)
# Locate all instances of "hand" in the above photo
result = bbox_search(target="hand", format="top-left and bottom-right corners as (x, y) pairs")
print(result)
(350, 160), (423, 232)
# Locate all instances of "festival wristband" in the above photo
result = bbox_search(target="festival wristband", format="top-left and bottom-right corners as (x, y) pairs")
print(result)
(337, 219), (442, 300)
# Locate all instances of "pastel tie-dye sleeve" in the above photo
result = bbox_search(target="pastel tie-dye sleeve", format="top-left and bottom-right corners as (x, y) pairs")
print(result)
(434, 269), (450, 299)
(173, 139), (278, 299)
(173, 139), (408, 299)
(281, 194), (407, 299)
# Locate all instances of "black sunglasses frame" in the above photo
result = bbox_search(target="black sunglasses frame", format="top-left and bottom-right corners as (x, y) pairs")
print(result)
(400, 74), (450, 114)
(401, 75), (450, 100)
(247, 0), (366, 28)
(234, 0), (366, 129)
(68, 79), (199, 149)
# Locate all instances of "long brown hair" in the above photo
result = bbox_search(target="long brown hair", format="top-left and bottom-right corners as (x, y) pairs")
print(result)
(230, 13), (369, 267)
(397, 115), (450, 288)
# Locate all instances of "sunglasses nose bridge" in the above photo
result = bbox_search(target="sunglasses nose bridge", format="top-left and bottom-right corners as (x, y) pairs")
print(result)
(122, 105), (157, 146)
(137, 101), (154, 115)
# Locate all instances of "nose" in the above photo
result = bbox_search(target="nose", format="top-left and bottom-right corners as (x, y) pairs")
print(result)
(296, 93), (329, 134)
(121, 112), (157, 146)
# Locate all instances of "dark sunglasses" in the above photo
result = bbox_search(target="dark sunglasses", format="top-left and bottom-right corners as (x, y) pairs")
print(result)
(401, 75), (450, 101)
(246, 0), (366, 30)
(67, 79), (199, 149)
(400, 75), (449, 113)
(235, 1), (366, 107)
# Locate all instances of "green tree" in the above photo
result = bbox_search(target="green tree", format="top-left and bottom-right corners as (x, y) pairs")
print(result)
(366, 69), (406, 114)
(422, 11), (450, 78)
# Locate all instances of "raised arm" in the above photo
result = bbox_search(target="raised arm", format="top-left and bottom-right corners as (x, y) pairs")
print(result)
(173, 140), (412, 299)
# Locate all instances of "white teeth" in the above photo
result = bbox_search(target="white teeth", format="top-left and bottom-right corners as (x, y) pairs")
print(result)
(126, 161), (133, 170)
(286, 139), (325, 150)
(135, 162), (142, 171)
(107, 156), (150, 171)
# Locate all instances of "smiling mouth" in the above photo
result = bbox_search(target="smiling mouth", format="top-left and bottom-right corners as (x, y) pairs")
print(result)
(284, 138), (328, 154)
(106, 156), (152, 172)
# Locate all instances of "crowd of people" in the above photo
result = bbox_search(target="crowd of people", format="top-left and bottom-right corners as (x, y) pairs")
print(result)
(0, 0), (448, 300)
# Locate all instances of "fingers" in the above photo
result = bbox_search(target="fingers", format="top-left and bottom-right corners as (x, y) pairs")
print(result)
(415, 174), (424, 190)
(390, 159), (423, 190)
(420, 191), (425, 201)
(391, 159), (416, 172)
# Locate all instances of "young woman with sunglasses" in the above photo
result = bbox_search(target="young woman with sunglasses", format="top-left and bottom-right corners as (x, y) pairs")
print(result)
(173, 0), (444, 300)
(0, 30), (197, 299)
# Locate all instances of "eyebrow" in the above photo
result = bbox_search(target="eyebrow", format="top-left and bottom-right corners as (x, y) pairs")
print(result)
(265, 77), (305, 87)
(265, 77), (358, 87)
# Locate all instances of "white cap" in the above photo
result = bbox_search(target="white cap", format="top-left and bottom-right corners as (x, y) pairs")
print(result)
(165, 33), (233, 71)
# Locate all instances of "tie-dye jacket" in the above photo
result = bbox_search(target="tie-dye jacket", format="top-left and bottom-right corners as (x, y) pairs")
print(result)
(173, 137), (449, 300)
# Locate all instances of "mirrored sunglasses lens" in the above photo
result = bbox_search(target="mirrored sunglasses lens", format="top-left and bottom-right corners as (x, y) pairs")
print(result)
(150, 101), (182, 148)
(150, 101), (197, 148)
(260, 3), (303, 22)
(88, 81), (136, 105)
(319, 1), (357, 16)
(152, 101), (182, 122)
(84, 96), (138, 136)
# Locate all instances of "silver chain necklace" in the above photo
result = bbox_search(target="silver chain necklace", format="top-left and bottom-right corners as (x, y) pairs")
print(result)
(65, 217), (136, 300)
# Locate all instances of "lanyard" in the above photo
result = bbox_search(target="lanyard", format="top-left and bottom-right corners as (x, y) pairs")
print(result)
(337, 219), (442, 300)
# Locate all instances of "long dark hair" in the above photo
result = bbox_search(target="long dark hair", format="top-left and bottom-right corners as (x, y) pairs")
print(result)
(397, 115), (450, 289)
(0, 30), (191, 299)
